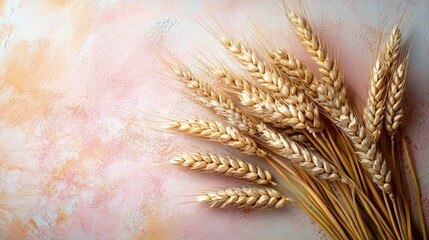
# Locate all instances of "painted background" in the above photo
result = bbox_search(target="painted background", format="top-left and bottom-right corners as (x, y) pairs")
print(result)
(0, 0), (428, 239)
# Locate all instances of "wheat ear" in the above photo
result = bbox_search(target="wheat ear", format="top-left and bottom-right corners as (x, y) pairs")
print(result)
(385, 62), (406, 137)
(220, 37), (323, 133)
(162, 119), (266, 157)
(172, 64), (308, 143)
(383, 26), (401, 75)
(171, 65), (258, 135)
(257, 123), (340, 181)
(268, 48), (319, 98)
(287, 10), (392, 197)
(212, 67), (322, 133)
(171, 152), (277, 186)
(364, 56), (388, 143)
(196, 186), (291, 209)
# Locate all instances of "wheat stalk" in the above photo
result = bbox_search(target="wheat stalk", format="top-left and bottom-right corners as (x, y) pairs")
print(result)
(268, 48), (319, 98)
(171, 152), (277, 186)
(286, 9), (392, 197)
(364, 56), (387, 143)
(212, 66), (322, 133)
(161, 118), (266, 157)
(196, 186), (292, 209)
(385, 62), (406, 137)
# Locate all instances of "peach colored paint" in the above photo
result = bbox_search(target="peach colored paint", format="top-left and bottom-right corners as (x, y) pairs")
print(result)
(0, 1), (428, 239)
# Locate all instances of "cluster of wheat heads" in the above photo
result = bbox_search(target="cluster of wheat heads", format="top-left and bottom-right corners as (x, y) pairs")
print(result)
(158, 8), (426, 240)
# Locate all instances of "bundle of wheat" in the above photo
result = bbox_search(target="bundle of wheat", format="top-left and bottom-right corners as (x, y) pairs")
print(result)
(157, 7), (425, 240)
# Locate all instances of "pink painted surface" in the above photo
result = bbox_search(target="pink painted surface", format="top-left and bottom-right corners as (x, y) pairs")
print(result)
(0, 1), (428, 239)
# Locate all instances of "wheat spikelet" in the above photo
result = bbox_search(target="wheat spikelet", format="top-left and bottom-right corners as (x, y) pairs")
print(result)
(162, 119), (266, 157)
(268, 48), (319, 98)
(385, 62), (406, 137)
(257, 123), (340, 181)
(196, 186), (291, 209)
(171, 65), (258, 135)
(383, 26), (401, 75)
(287, 10), (392, 197)
(286, 10), (347, 102)
(364, 56), (387, 143)
(220, 36), (295, 97)
(212, 67), (322, 133)
(171, 152), (277, 186)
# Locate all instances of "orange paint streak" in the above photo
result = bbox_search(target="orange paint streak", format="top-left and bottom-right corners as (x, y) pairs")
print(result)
(71, 4), (96, 49)
(5, 217), (30, 239)
(141, 203), (169, 239)
(0, 90), (54, 127)
(0, 40), (65, 126)
(0, 0), (5, 16)
(56, 211), (68, 224)
(29, 218), (38, 229)
(45, 0), (72, 8)
(1, 41), (65, 92)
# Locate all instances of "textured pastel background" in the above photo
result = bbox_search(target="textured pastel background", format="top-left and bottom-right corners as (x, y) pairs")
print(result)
(0, 0), (428, 239)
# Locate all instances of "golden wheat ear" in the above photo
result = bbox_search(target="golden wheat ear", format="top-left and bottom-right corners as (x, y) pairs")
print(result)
(385, 61), (407, 138)
(196, 186), (292, 209)
(170, 152), (277, 186)
(383, 26), (402, 76)
(286, 9), (393, 198)
(364, 56), (388, 144)
(211, 65), (322, 133)
(159, 118), (266, 157)
(267, 48), (319, 98)
(256, 123), (341, 182)
(169, 64), (260, 136)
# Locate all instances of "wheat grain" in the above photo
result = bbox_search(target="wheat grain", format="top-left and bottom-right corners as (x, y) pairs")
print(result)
(286, 10), (392, 197)
(196, 186), (291, 209)
(364, 56), (387, 143)
(162, 118), (266, 157)
(385, 62), (406, 137)
(171, 152), (277, 185)
(268, 48), (319, 98)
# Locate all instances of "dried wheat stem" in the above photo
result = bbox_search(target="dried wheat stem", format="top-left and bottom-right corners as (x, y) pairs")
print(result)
(212, 67), (322, 133)
(385, 62), (406, 137)
(162, 118), (266, 157)
(171, 152), (277, 186)
(172, 65), (258, 135)
(383, 26), (401, 75)
(268, 48), (319, 98)
(364, 56), (387, 143)
(196, 186), (292, 209)
(287, 10), (392, 197)
(257, 123), (340, 181)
